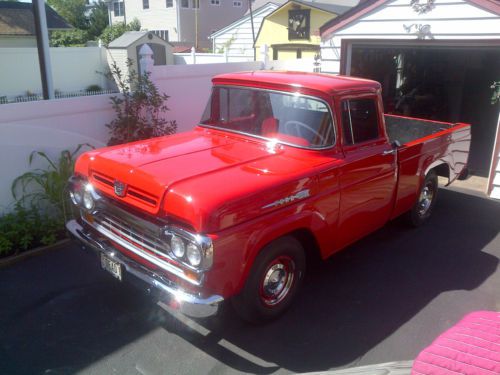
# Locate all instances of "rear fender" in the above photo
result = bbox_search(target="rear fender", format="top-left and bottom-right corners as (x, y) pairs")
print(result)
(424, 160), (452, 185)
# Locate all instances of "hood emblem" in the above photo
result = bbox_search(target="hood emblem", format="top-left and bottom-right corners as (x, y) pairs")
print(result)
(262, 189), (310, 209)
(114, 180), (127, 197)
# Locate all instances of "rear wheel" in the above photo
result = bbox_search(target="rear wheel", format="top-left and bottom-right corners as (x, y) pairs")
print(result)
(232, 236), (305, 323)
(409, 170), (438, 226)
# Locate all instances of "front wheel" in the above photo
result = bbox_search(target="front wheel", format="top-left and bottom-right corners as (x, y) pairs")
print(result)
(408, 170), (438, 227)
(232, 236), (305, 323)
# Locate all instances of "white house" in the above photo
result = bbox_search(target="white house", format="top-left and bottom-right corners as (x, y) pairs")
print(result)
(319, 0), (500, 199)
(209, 1), (285, 56)
(106, 0), (249, 47)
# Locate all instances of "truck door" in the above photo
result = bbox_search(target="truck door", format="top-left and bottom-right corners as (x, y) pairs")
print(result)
(336, 96), (397, 249)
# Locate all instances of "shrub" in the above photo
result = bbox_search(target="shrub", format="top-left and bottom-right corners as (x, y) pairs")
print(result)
(0, 204), (60, 257)
(99, 18), (141, 46)
(491, 82), (500, 105)
(86, 84), (103, 92)
(50, 29), (88, 47)
(11, 144), (94, 224)
(105, 59), (177, 146)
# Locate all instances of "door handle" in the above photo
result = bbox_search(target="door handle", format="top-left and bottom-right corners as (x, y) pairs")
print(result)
(382, 149), (396, 155)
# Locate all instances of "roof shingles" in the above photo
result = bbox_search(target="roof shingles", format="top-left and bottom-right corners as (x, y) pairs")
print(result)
(0, 1), (71, 36)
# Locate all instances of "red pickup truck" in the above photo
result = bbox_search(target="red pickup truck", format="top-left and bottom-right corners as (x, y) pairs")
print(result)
(66, 71), (471, 322)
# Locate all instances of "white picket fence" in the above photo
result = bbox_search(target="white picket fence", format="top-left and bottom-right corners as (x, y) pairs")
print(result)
(1, 89), (117, 105)
(174, 47), (253, 65)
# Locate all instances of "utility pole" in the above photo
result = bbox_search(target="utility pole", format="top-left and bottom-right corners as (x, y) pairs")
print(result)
(195, 0), (199, 51)
(123, 0), (127, 24)
(249, 0), (256, 60)
(32, 0), (54, 99)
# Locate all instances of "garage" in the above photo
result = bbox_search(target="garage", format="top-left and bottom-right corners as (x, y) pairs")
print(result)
(319, 0), (500, 198)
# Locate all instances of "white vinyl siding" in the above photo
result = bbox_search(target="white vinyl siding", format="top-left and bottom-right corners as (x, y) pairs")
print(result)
(109, 0), (247, 43)
(211, 3), (278, 56)
(320, 0), (500, 74)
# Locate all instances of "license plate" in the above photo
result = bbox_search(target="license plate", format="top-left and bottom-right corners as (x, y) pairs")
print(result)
(100, 254), (122, 281)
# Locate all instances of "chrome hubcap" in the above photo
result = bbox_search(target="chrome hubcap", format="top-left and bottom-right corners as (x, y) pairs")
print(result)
(418, 185), (434, 217)
(260, 257), (295, 306)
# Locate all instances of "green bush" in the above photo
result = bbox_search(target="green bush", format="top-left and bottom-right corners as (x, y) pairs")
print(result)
(0, 204), (60, 257)
(3, 144), (94, 256)
(99, 18), (141, 47)
(50, 29), (88, 47)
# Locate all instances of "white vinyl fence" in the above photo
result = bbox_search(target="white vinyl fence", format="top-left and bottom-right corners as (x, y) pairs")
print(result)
(0, 47), (112, 98)
(174, 48), (254, 65)
(0, 94), (114, 213)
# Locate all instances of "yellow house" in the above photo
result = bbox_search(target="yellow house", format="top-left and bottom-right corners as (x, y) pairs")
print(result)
(255, 0), (351, 60)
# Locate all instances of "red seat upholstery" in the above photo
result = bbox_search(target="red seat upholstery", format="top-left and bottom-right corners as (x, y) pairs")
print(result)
(261, 117), (278, 135)
(412, 311), (500, 375)
(261, 117), (310, 147)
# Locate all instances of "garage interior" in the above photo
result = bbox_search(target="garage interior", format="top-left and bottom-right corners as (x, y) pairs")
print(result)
(348, 44), (500, 178)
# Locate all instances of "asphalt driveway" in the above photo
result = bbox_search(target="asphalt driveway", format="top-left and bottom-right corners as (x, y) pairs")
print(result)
(1, 186), (499, 375)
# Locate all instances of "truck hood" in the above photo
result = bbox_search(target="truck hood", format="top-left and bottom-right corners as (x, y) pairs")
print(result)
(76, 128), (325, 232)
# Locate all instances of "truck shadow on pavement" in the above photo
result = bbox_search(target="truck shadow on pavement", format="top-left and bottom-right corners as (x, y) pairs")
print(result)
(163, 188), (500, 373)
(0, 188), (498, 374)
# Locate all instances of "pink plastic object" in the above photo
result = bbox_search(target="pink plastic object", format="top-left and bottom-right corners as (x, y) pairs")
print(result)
(412, 311), (500, 375)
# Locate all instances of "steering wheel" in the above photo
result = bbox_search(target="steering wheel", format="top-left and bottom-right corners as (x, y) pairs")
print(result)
(283, 120), (325, 144)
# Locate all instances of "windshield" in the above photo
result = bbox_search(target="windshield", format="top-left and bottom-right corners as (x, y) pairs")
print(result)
(200, 86), (335, 149)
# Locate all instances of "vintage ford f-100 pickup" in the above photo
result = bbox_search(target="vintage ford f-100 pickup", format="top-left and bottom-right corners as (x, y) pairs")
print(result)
(66, 71), (471, 322)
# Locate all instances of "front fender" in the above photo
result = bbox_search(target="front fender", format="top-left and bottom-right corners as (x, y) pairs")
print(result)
(236, 206), (331, 294)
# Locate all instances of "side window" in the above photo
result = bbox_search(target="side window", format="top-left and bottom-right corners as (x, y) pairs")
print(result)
(219, 88), (252, 123)
(341, 98), (379, 145)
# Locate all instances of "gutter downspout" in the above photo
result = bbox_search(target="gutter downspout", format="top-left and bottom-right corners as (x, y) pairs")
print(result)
(32, 0), (54, 100)
(177, 0), (181, 41)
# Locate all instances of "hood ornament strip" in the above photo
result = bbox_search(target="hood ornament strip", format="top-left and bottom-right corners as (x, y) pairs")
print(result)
(262, 189), (310, 210)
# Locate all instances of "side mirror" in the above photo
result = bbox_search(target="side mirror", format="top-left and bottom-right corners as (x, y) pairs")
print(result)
(392, 140), (401, 148)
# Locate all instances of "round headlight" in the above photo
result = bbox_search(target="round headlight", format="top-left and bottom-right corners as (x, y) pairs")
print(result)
(186, 242), (202, 267)
(83, 191), (94, 210)
(171, 235), (185, 258)
(70, 190), (82, 206)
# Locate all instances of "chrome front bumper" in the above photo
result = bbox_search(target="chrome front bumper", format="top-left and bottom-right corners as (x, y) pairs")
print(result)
(66, 219), (223, 318)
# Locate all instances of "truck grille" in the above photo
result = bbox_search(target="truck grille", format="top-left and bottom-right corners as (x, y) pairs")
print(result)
(92, 213), (170, 258)
(92, 172), (159, 207)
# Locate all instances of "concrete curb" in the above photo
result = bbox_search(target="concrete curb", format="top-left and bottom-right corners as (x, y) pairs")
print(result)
(304, 361), (413, 374)
(0, 238), (71, 269)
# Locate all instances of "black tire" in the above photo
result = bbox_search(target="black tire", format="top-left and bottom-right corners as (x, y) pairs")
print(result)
(408, 170), (438, 227)
(231, 236), (306, 323)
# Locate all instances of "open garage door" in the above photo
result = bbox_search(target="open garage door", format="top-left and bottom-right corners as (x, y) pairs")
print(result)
(340, 40), (500, 192)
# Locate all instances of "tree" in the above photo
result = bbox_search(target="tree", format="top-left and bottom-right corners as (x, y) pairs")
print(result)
(47, 0), (88, 30)
(87, 1), (109, 41)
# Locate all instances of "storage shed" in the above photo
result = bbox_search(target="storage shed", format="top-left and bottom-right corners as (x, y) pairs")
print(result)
(107, 31), (174, 83)
(319, 0), (500, 198)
